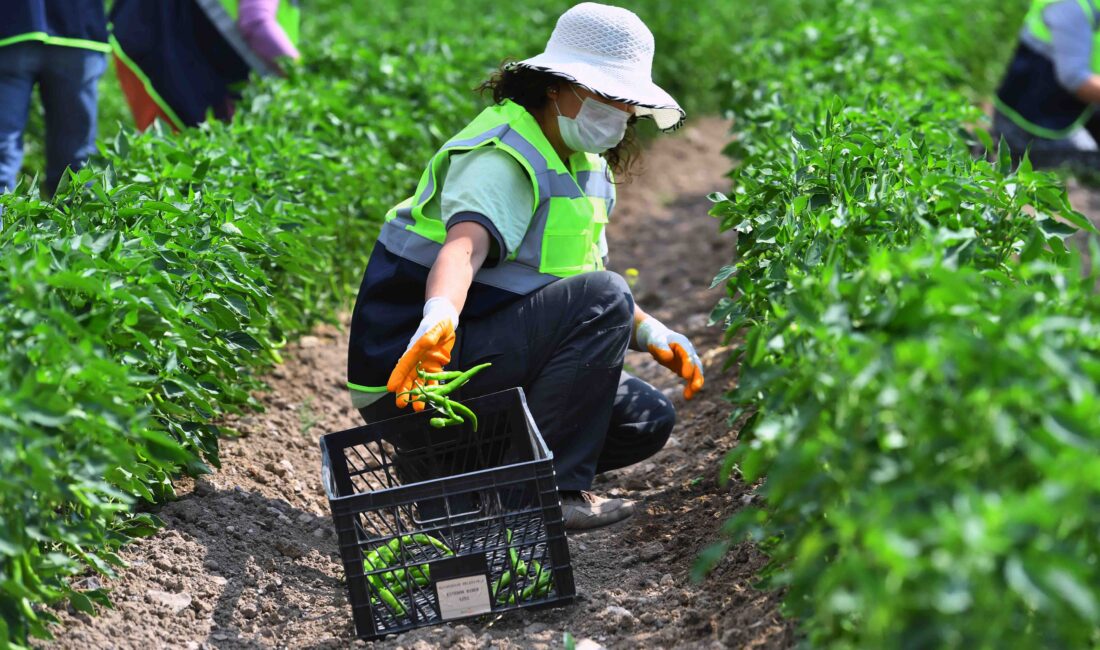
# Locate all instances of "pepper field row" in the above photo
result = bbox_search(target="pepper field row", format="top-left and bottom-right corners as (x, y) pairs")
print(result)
(701, 1), (1100, 647)
(0, 0), (815, 644)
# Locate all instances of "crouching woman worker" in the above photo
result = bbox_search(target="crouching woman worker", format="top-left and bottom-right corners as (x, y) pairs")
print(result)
(347, 3), (704, 530)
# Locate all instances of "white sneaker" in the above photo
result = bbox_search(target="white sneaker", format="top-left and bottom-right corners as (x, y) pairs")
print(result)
(560, 490), (636, 530)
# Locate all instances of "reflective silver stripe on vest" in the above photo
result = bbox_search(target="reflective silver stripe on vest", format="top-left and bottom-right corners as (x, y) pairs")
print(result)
(194, 0), (278, 76)
(575, 169), (614, 199)
(446, 124), (512, 152)
(446, 125), (585, 201)
(408, 124), (508, 206)
(576, 169), (616, 213)
(378, 219), (558, 294)
(388, 122), (584, 233)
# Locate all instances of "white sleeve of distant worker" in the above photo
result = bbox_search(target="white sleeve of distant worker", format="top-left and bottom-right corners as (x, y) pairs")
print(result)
(1044, 0), (1099, 93)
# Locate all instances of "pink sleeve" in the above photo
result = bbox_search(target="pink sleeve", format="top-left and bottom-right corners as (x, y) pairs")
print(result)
(237, 0), (301, 67)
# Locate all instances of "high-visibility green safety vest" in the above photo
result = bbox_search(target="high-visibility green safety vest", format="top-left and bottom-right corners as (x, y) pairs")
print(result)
(995, 0), (1100, 138)
(378, 99), (617, 295)
(1024, 0), (1100, 68)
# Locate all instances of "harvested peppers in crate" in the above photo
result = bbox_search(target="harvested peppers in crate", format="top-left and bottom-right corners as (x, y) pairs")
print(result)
(320, 388), (575, 640)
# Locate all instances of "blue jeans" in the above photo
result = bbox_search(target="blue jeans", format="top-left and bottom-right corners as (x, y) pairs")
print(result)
(0, 42), (106, 194)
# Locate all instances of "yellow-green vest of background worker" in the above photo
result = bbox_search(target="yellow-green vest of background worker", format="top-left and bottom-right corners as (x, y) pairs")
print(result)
(347, 2), (704, 531)
(994, 0), (1100, 167)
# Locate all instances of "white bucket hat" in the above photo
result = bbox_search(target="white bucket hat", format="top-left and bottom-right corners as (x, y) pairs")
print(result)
(511, 2), (686, 131)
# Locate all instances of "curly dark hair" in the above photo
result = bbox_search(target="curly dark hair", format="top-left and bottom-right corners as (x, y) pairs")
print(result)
(475, 62), (641, 180)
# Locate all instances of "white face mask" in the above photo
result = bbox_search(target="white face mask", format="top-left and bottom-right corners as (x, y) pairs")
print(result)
(555, 88), (630, 155)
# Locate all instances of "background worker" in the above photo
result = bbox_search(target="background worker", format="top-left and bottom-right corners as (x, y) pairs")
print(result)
(109, 0), (300, 131)
(347, 3), (704, 531)
(994, 0), (1100, 167)
(0, 0), (109, 194)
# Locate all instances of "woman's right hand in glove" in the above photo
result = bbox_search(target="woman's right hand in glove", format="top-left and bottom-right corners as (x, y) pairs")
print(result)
(387, 297), (459, 410)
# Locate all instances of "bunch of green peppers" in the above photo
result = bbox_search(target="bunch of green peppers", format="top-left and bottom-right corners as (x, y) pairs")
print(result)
(398, 363), (492, 430)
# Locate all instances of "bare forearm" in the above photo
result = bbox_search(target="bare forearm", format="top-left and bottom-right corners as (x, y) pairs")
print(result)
(426, 249), (474, 312)
(631, 304), (650, 351)
(425, 222), (490, 313)
(1075, 74), (1100, 105)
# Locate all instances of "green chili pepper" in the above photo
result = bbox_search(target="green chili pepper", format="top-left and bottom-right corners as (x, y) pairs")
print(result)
(449, 400), (479, 431)
(364, 534), (454, 603)
(423, 362), (492, 397)
(401, 362), (491, 430)
(375, 545), (397, 564)
(520, 563), (553, 601)
(375, 586), (406, 617)
(492, 570), (513, 602)
(427, 397), (465, 429)
(387, 534), (454, 557)
(386, 565), (431, 596)
(505, 529), (525, 576)
(381, 562), (431, 588)
(364, 550), (385, 570)
(418, 369), (466, 381)
(412, 533), (454, 554)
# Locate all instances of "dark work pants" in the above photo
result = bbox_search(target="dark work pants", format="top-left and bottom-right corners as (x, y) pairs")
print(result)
(360, 271), (677, 491)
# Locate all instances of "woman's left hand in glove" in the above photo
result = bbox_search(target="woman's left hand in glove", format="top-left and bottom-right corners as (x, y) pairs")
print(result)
(635, 316), (704, 400)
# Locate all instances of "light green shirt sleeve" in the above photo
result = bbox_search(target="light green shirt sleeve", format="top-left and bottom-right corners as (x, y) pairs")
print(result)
(440, 147), (535, 259)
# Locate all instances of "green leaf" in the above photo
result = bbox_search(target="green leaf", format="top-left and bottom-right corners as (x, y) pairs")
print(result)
(1005, 556), (1050, 611)
(710, 265), (737, 289)
(1042, 414), (1097, 451)
(1057, 209), (1098, 234)
(68, 591), (97, 615)
(974, 127), (994, 154)
(690, 541), (731, 583)
(1037, 218), (1078, 241)
(222, 331), (262, 351)
(563, 632), (576, 650)
(1044, 568), (1098, 620)
(144, 201), (183, 215)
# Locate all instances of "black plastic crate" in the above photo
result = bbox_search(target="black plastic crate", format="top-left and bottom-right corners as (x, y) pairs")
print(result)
(320, 388), (575, 640)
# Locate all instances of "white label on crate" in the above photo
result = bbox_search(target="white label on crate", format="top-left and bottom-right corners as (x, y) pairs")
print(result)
(436, 574), (492, 620)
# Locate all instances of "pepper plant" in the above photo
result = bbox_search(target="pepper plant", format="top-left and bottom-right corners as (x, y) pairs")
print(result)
(702, 2), (1100, 647)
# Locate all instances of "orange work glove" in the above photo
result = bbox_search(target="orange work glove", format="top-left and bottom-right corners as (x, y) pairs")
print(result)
(387, 297), (458, 410)
(636, 317), (705, 400)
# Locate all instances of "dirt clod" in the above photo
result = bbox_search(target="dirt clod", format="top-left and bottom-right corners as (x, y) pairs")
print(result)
(145, 589), (192, 614)
(600, 605), (636, 628)
(638, 542), (664, 562)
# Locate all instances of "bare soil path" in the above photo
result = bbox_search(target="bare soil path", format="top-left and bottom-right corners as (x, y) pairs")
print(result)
(44, 118), (794, 650)
(1066, 179), (1100, 265)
